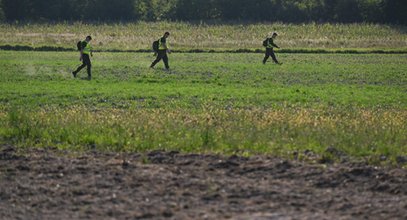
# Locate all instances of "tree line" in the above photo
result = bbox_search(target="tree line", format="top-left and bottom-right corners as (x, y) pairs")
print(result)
(0, 0), (406, 24)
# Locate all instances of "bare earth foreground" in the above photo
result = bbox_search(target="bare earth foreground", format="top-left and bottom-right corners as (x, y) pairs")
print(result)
(1, 145), (406, 220)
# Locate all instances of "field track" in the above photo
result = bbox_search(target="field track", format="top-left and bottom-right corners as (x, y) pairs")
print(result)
(1, 145), (406, 219)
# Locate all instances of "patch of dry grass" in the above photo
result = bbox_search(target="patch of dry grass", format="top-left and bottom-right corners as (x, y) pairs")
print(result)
(1, 22), (406, 50)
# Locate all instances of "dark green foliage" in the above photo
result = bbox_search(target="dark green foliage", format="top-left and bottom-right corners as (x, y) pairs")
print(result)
(0, 0), (406, 24)
(134, 0), (178, 21)
(383, 0), (407, 25)
(88, 0), (135, 21)
(2, 0), (135, 21)
(0, 0), (4, 21)
(175, 0), (221, 20)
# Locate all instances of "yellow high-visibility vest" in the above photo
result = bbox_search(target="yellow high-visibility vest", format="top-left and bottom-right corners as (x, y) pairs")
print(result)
(82, 42), (92, 55)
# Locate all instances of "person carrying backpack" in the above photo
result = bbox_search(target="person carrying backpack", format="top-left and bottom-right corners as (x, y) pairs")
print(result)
(72, 36), (93, 80)
(263, 32), (282, 65)
(150, 32), (171, 70)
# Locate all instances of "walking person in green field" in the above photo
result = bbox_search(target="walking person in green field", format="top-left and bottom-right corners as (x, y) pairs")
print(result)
(263, 32), (282, 65)
(72, 36), (93, 80)
(150, 32), (171, 70)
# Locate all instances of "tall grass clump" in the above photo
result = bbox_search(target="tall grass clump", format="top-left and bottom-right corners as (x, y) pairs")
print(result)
(1, 106), (405, 163)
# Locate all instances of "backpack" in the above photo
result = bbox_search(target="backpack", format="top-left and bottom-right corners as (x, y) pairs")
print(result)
(77, 41), (82, 51)
(262, 38), (269, 47)
(152, 40), (159, 52)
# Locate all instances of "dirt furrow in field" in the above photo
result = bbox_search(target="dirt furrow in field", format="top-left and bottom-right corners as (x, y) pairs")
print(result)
(1, 145), (406, 219)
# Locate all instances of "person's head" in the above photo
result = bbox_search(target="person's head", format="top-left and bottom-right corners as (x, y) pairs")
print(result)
(163, 32), (170, 38)
(85, 35), (92, 42)
(271, 32), (278, 39)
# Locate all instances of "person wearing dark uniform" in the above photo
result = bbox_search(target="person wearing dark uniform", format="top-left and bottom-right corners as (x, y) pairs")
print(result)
(72, 36), (93, 80)
(263, 32), (282, 65)
(150, 32), (171, 70)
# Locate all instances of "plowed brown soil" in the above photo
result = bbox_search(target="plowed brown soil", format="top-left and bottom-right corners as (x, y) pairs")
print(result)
(1, 145), (406, 220)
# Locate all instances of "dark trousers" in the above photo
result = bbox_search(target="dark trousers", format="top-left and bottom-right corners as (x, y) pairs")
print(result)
(151, 50), (169, 69)
(74, 54), (91, 77)
(263, 48), (278, 64)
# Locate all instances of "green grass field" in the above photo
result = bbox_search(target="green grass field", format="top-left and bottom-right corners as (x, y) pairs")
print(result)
(0, 50), (406, 164)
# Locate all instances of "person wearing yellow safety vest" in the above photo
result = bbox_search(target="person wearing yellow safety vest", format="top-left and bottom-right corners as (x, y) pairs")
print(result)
(263, 32), (282, 65)
(72, 36), (93, 80)
(150, 32), (171, 70)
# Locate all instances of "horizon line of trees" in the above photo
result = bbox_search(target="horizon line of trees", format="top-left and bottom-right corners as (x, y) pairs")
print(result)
(0, 0), (406, 24)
